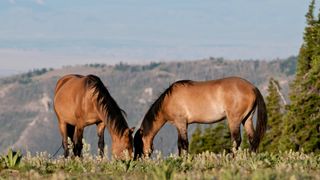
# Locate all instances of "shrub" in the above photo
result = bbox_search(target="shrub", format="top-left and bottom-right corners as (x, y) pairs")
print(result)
(1, 149), (22, 169)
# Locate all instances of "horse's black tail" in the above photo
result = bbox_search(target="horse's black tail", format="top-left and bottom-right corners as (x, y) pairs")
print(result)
(252, 87), (268, 151)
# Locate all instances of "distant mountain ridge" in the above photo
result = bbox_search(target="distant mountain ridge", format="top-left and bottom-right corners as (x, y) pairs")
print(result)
(0, 57), (296, 156)
(0, 69), (19, 77)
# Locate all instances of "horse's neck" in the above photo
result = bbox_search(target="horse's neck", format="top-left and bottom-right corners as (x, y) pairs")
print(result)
(142, 114), (166, 148)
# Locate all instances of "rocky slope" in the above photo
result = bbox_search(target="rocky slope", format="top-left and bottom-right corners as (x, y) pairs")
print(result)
(0, 57), (296, 156)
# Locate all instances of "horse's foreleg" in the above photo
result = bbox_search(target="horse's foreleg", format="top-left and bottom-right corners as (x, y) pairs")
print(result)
(58, 122), (69, 158)
(177, 125), (189, 156)
(73, 126), (84, 157)
(96, 122), (106, 157)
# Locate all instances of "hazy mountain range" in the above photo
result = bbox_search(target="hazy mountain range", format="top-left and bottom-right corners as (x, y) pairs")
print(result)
(0, 57), (296, 156)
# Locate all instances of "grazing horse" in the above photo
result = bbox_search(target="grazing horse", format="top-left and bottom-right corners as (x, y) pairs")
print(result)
(134, 77), (267, 159)
(54, 74), (134, 159)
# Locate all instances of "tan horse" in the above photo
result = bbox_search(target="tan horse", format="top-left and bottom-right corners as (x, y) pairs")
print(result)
(134, 77), (267, 159)
(54, 74), (134, 159)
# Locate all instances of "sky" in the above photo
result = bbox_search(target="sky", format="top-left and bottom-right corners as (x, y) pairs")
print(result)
(0, 0), (311, 74)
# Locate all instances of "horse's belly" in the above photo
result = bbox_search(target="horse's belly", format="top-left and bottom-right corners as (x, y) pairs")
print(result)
(188, 107), (226, 124)
(189, 114), (226, 124)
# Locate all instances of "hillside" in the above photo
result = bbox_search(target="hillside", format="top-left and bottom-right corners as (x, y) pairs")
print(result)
(0, 57), (296, 156)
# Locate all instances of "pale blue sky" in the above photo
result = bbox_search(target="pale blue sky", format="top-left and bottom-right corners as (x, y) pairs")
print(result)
(0, 0), (311, 74)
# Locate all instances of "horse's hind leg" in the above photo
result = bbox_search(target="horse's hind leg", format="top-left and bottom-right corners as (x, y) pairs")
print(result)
(58, 122), (69, 158)
(176, 123), (189, 156)
(96, 122), (106, 157)
(227, 116), (242, 152)
(242, 114), (255, 152)
(73, 126), (84, 157)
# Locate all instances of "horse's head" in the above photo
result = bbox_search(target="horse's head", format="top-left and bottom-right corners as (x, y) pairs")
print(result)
(133, 128), (153, 159)
(133, 129), (143, 159)
(112, 127), (135, 159)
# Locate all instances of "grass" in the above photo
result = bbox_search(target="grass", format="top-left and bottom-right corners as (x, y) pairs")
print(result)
(0, 149), (319, 179)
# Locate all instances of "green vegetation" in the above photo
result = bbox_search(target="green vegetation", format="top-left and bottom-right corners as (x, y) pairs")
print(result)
(1, 149), (22, 169)
(0, 56), (296, 155)
(280, 56), (297, 76)
(189, 123), (231, 154)
(260, 78), (284, 152)
(0, 1), (319, 179)
(85, 63), (106, 68)
(280, 0), (320, 153)
(0, 150), (319, 179)
(0, 68), (53, 85)
(114, 61), (163, 72)
(114, 62), (131, 71)
(142, 62), (163, 71)
(240, 131), (250, 149)
(189, 0), (319, 155)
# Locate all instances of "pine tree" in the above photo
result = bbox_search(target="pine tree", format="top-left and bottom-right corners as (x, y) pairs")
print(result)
(296, 0), (315, 78)
(280, 0), (320, 153)
(189, 125), (204, 154)
(189, 122), (232, 154)
(241, 130), (250, 150)
(260, 78), (284, 152)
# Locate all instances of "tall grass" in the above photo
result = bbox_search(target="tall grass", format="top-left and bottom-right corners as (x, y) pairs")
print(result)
(0, 149), (319, 179)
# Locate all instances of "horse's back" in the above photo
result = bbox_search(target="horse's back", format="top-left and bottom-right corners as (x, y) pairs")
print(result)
(214, 76), (255, 89)
(212, 77), (257, 112)
(192, 77), (256, 99)
(164, 77), (257, 124)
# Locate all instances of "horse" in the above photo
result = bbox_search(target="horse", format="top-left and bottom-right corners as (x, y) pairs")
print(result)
(54, 74), (134, 159)
(134, 77), (267, 159)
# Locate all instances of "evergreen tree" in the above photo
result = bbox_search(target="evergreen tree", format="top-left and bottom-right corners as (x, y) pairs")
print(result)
(189, 122), (232, 154)
(260, 78), (284, 152)
(280, 0), (320, 153)
(296, 0), (315, 78)
(240, 130), (250, 150)
(189, 125), (204, 154)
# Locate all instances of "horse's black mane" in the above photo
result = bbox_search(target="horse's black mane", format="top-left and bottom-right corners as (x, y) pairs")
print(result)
(86, 74), (128, 136)
(141, 80), (193, 135)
